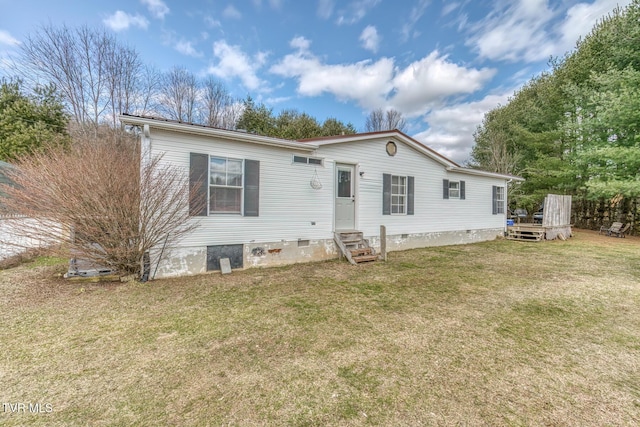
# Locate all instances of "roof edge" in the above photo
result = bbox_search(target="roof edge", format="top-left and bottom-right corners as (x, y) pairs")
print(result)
(301, 129), (459, 168)
(446, 166), (525, 181)
(119, 114), (318, 151)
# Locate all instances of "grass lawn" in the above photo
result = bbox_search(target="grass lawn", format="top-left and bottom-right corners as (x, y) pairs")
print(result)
(1, 229), (639, 426)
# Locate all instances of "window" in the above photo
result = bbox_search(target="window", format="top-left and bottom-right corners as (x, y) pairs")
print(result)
(383, 174), (414, 215)
(493, 186), (505, 214)
(293, 155), (323, 166)
(448, 181), (460, 198)
(189, 153), (260, 217)
(210, 157), (243, 213)
(443, 179), (465, 199)
(337, 168), (352, 198)
(391, 175), (407, 214)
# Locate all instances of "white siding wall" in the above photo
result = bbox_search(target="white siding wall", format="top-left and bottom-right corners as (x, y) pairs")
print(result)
(315, 138), (507, 237)
(150, 129), (334, 247)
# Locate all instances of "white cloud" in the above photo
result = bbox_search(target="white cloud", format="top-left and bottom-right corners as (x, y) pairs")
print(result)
(271, 37), (493, 114)
(290, 36), (311, 51)
(317, 0), (334, 19)
(252, 0), (282, 7)
(390, 51), (496, 116)
(270, 39), (394, 109)
(0, 30), (20, 46)
(468, 0), (631, 63)
(442, 2), (460, 16)
(141, 0), (169, 19)
(412, 92), (511, 164)
(223, 5), (242, 19)
(359, 25), (380, 53)
(175, 40), (202, 57)
(205, 16), (222, 28)
(467, 0), (555, 62)
(264, 96), (292, 104)
(401, 0), (431, 41)
(336, 0), (381, 25)
(557, 0), (631, 53)
(103, 11), (149, 32)
(207, 40), (268, 91)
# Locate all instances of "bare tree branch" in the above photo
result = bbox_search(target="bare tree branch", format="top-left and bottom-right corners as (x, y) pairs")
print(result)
(0, 129), (201, 277)
(364, 108), (407, 132)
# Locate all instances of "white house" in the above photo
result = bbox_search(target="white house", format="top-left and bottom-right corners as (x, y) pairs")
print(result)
(120, 114), (523, 278)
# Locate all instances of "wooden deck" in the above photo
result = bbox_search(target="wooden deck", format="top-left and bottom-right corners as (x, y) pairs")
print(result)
(507, 223), (572, 242)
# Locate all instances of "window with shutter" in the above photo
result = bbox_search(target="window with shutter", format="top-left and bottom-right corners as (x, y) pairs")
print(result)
(444, 179), (464, 199)
(492, 186), (505, 214)
(189, 153), (260, 216)
(383, 174), (413, 215)
(209, 157), (243, 213)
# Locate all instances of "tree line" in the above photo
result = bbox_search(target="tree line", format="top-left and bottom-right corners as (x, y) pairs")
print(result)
(470, 0), (640, 229)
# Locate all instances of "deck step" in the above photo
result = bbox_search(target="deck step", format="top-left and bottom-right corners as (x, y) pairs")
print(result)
(352, 254), (378, 263)
(337, 232), (364, 243)
(350, 247), (373, 257)
(334, 231), (377, 265)
(507, 229), (545, 242)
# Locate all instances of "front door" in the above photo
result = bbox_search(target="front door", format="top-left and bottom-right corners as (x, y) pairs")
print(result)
(335, 164), (355, 230)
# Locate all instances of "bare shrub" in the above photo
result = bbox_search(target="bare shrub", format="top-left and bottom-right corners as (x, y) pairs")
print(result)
(0, 129), (199, 278)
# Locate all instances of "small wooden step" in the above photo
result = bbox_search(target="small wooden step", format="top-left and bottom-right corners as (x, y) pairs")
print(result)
(507, 229), (545, 241)
(352, 254), (378, 263)
(337, 231), (364, 243)
(334, 231), (377, 265)
(350, 247), (373, 257)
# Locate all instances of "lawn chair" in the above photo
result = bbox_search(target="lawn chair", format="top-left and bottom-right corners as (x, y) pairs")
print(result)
(513, 208), (528, 224)
(610, 223), (630, 238)
(599, 222), (623, 236)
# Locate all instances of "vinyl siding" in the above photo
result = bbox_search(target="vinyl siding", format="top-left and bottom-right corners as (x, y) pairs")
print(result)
(314, 138), (506, 237)
(149, 129), (334, 247)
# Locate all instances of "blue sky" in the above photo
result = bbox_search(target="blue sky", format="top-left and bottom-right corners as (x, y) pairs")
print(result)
(0, 0), (630, 163)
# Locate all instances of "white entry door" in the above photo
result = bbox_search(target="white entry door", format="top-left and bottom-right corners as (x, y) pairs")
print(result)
(335, 164), (355, 230)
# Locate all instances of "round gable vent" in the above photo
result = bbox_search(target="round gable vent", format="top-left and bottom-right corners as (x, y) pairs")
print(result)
(386, 141), (397, 156)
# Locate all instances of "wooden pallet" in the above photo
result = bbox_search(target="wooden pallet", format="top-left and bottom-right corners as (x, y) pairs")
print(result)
(334, 231), (378, 264)
(507, 227), (545, 242)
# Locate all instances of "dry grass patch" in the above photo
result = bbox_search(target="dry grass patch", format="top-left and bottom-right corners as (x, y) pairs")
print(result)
(1, 229), (639, 426)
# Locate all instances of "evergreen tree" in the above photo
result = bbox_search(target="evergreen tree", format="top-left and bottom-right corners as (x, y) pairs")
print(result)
(0, 79), (69, 161)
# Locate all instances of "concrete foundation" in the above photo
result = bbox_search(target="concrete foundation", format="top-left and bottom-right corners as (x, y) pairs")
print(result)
(150, 227), (504, 279)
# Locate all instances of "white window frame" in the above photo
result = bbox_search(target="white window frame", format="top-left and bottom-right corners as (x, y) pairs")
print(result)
(391, 175), (407, 215)
(209, 156), (243, 214)
(292, 155), (324, 166)
(448, 181), (460, 199)
(495, 186), (505, 214)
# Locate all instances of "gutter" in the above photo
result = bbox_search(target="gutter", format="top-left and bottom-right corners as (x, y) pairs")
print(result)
(119, 115), (318, 152)
(446, 166), (525, 181)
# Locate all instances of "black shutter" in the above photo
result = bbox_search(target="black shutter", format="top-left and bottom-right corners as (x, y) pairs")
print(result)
(244, 160), (260, 217)
(460, 180), (466, 200)
(407, 176), (414, 215)
(189, 153), (208, 216)
(443, 179), (449, 199)
(492, 186), (497, 215)
(382, 173), (391, 215)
